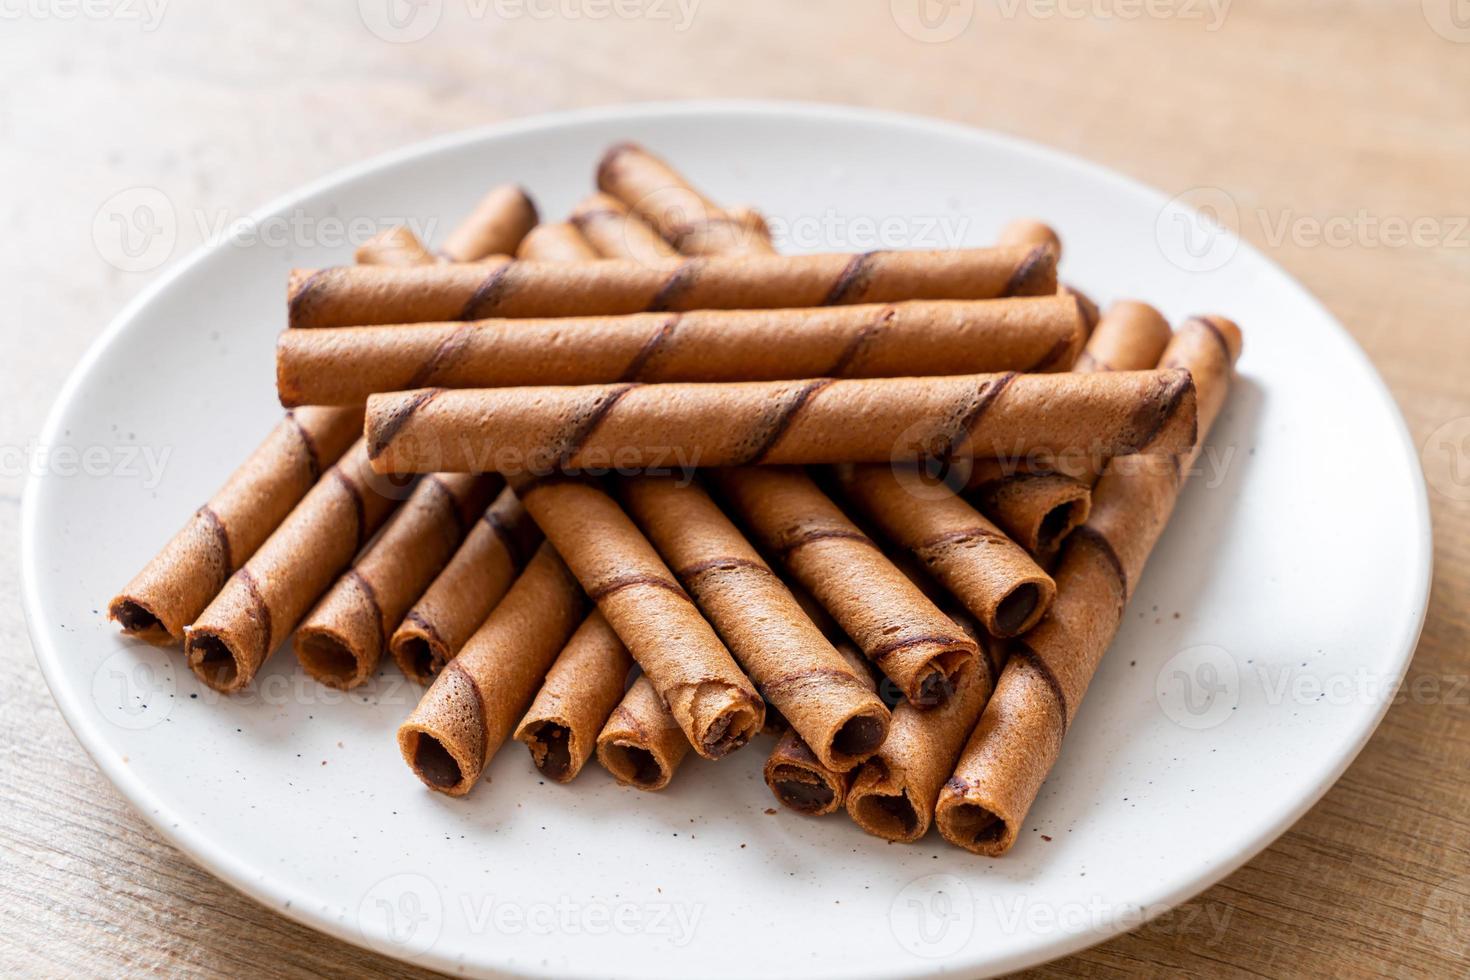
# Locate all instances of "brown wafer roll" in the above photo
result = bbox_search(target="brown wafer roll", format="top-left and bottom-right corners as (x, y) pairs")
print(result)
(620, 475), (890, 771)
(437, 184), (538, 262)
(182, 440), (406, 692)
(711, 466), (977, 708)
(834, 464), (1055, 638)
(277, 296), (1084, 407)
(516, 222), (599, 263)
(596, 675), (691, 791)
(286, 245), (1057, 328)
(513, 610), (633, 782)
(997, 218), (1060, 259)
(109, 407), (362, 645)
(398, 543), (587, 796)
(570, 192), (678, 263)
(366, 369), (1197, 475)
(846, 660), (994, 842)
(356, 226), (437, 267)
(596, 142), (775, 257)
(763, 641), (876, 815)
(512, 476), (764, 759)
(389, 487), (542, 683)
(962, 301), (1175, 561)
(294, 473), (499, 689)
(935, 315), (1243, 856)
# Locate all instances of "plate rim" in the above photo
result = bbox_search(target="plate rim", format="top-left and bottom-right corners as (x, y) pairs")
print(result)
(19, 98), (1434, 979)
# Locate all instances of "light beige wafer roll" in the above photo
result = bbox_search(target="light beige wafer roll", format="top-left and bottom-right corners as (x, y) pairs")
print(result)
(277, 296), (1085, 407)
(516, 222), (599, 263)
(366, 369), (1198, 475)
(621, 475), (890, 771)
(935, 315), (1243, 856)
(596, 675), (690, 791)
(711, 466), (978, 708)
(437, 184), (538, 262)
(570, 192), (678, 263)
(997, 218), (1060, 258)
(109, 407), (362, 645)
(398, 543), (587, 796)
(835, 464), (1055, 638)
(356, 226), (437, 267)
(183, 440), (406, 692)
(763, 641), (877, 815)
(596, 142), (775, 256)
(389, 487), (542, 683)
(512, 475), (764, 759)
(286, 245), (1057, 328)
(513, 610), (634, 783)
(294, 473), (500, 689)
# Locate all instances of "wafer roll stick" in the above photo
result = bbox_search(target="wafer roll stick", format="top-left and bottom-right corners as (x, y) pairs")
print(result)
(962, 302), (1174, 561)
(367, 369), (1197, 475)
(437, 184), (538, 263)
(294, 473), (499, 689)
(764, 642), (877, 815)
(571, 192), (678, 263)
(516, 222), (599, 263)
(596, 676), (691, 791)
(389, 487), (542, 683)
(182, 440), (406, 692)
(513, 611), (634, 783)
(711, 467), (978, 707)
(846, 660), (994, 843)
(997, 219), (1060, 259)
(835, 465), (1055, 638)
(287, 245), (1057, 328)
(356, 226), (437, 267)
(596, 142), (775, 257)
(398, 543), (586, 796)
(936, 315), (1242, 856)
(109, 407), (362, 645)
(512, 476), (764, 759)
(621, 476), (890, 771)
(277, 296), (1085, 407)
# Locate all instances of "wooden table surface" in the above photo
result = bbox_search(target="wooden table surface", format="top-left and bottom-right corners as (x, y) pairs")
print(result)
(3, 2), (1467, 977)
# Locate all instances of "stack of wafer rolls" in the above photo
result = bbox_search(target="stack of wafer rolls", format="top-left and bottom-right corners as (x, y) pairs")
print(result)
(935, 315), (1242, 855)
(437, 184), (539, 263)
(398, 543), (587, 796)
(286, 244), (1057, 328)
(389, 487), (542, 683)
(295, 473), (500, 689)
(365, 369), (1197, 475)
(275, 296), (1085, 407)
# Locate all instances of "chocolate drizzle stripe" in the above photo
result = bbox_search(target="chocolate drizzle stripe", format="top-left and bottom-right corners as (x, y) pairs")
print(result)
(588, 572), (690, 603)
(401, 610), (447, 657)
(1010, 641), (1071, 733)
(747, 378), (835, 465)
(870, 632), (971, 661)
(196, 505), (233, 581)
(481, 508), (532, 567)
(287, 270), (327, 326)
(369, 388), (442, 460)
(425, 474), (465, 534)
(347, 569), (387, 656)
(407, 327), (474, 390)
(1003, 245), (1051, 296)
(558, 384), (639, 466)
(285, 410), (324, 481)
(950, 372), (1018, 458)
(621, 314), (681, 382)
(1070, 525), (1130, 598)
(458, 264), (512, 321)
(237, 566), (273, 654)
(776, 526), (876, 558)
(330, 468), (368, 548)
(675, 555), (774, 581)
(1027, 334), (1078, 373)
(1126, 370), (1195, 456)
(446, 659), (490, 772)
(1186, 315), (1234, 361)
(648, 260), (701, 312)
(914, 526), (1012, 552)
(826, 305), (895, 376)
(822, 251), (880, 306)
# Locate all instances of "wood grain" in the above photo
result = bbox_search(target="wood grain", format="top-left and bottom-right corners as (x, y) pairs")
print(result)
(2, 2), (1467, 977)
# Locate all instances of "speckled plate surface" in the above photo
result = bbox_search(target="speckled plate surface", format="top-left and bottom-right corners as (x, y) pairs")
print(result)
(22, 102), (1431, 979)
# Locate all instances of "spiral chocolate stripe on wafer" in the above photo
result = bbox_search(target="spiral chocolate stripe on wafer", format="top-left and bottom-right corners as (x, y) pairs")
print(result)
(365, 370), (1197, 474)
(511, 475), (764, 760)
(389, 487), (542, 683)
(571, 192), (679, 263)
(621, 475), (889, 772)
(286, 245), (1056, 328)
(711, 466), (977, 708)
(183, 439), (405, 692)
(277, 297), (1084, 407)
(295, 473), (500, 689)
(516, 222), (600, 263)
(437, 184), (538, 263)
(935, 315), (1243, 856)
(596, 675), (691, 791)
(398, 543), (587, 796)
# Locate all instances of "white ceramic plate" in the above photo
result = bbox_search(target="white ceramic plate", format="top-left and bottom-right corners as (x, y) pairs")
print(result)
(22, 102), (1431, 979)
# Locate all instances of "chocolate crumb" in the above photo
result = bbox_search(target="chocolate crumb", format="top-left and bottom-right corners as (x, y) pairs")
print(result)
(764, 808), (777, 815)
